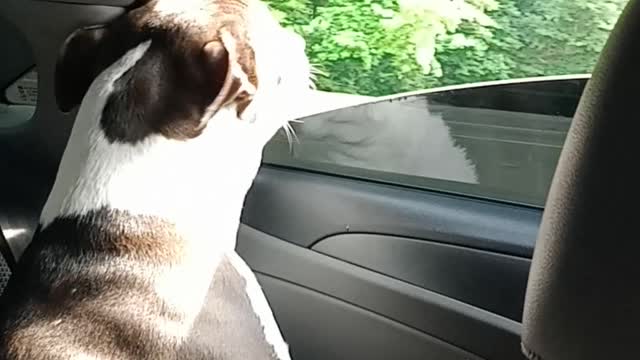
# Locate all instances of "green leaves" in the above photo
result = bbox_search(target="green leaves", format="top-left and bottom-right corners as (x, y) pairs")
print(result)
(264, 0), (628, 96)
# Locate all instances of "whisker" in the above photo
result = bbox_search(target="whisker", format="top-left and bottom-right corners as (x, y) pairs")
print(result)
(281, 122), (301, 156)
(309, 64), (327, 77)
(282, 124), (293, 155)
(287, 122), (300, 144)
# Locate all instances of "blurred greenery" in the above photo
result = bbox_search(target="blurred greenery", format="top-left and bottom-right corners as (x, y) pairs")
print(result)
(264, 0), (628, 96)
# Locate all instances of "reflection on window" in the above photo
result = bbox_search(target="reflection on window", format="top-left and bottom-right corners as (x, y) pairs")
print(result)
(264, 77), (588, 207)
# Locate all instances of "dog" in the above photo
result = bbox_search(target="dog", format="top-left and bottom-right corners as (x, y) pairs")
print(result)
(0, 0), (313, 358)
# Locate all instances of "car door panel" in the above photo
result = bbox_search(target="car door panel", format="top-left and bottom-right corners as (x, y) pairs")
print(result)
(238, 224), (525, 360)
(242, 166), (540, 257)
(239, 165), (539, 359)
(256, 274), (483, 360)
(313, 233), (531, 322)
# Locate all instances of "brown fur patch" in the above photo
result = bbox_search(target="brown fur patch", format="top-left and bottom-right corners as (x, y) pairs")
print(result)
(79, 209), (187, 263)
(0, 208), (191, 359)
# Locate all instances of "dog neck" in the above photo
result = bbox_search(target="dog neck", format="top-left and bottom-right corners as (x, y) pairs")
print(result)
(40, 40), (263, 255)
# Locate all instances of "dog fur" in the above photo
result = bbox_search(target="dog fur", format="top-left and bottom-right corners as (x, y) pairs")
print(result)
(0, 0), (313, 358)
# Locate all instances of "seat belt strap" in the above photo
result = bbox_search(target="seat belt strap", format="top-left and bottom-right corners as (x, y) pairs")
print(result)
(0, 227), (17, 272)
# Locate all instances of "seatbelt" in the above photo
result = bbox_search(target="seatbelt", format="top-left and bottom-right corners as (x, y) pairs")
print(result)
(0, 226), (15, 296)
(0, 227), (16, 272)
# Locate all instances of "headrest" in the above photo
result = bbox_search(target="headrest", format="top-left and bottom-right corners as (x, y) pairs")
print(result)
(521, 1), (640, 359)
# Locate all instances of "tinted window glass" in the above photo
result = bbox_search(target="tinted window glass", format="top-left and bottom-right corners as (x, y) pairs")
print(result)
(264, 77), (588, 206)
(261, 0), (626, 207)
(0, 19), (36, 132)
(0, 18), (39, 256)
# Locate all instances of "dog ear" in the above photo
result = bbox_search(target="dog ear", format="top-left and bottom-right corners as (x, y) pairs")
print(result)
(55, 26), (111, 113)
(201, 31), (257, 124)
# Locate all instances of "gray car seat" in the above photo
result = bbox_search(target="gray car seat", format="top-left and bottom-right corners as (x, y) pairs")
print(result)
(521, 0), (640, 358)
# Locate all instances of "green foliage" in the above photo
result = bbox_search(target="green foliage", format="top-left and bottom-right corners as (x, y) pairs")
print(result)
(264, 0), (628, 96)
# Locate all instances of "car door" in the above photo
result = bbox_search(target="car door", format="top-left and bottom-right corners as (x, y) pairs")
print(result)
(236, 77), (586, 360)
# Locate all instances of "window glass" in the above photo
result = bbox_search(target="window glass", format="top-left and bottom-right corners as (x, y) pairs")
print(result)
(0, 18), (39, 254)
(264, 77), (587, 206)
(262, 0), (628, 206)
(265, 0), (627, 96)
(0, 19), (36, 132)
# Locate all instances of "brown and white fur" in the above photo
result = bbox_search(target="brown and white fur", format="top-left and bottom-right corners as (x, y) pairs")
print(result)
(0, 0), (313, 358)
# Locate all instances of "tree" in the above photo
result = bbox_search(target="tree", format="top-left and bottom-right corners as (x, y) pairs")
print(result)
(266, 0), (498, 95)
(435, 0), (628, 86)
(264, 0), (628, 96)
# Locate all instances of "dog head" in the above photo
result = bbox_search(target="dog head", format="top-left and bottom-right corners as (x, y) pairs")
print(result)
(41, 0), (313, 229)
(55, 0), (312, 144)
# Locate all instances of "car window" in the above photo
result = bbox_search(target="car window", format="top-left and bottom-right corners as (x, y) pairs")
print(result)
(0, 19), (36, 132)
(0, 18), (39, 252)
(264, 76), (587, 206)
(262, 0), (628, 207)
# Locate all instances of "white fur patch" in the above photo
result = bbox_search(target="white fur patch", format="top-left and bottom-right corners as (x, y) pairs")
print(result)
(152, 251), (225, 339)
(244, 2), (316, 132)
(41, 40), (151, 228)
(152, 0), (212, 27)
(226, 251), (291, 360)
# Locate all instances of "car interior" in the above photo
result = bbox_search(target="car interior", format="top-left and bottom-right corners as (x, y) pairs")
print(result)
(0, 0), (638, 359)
